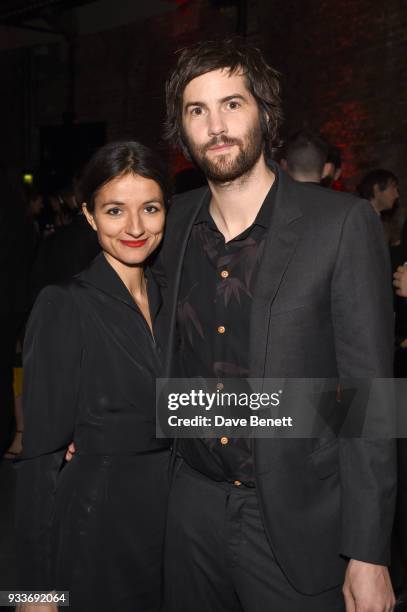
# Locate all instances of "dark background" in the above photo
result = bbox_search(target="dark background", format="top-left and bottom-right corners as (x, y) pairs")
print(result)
(0, 0), (406, 193)
(1, 0), (407, 602)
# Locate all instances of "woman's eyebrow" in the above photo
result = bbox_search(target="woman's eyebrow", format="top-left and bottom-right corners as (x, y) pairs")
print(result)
(100, 200), (126, 208)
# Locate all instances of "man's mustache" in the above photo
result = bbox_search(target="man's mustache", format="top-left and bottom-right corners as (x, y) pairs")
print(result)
(202, 136), (242, 153)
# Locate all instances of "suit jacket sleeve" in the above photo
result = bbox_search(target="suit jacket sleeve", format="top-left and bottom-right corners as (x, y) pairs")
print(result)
(15, 285), (82, 590)
(331, 200), (397, 565)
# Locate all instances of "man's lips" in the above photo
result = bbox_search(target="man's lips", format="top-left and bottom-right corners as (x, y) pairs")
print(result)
(120, 239), (148, 248)
(207, 143), (235, 152)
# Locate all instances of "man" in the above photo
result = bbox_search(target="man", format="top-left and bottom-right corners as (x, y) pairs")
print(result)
(280, 129), (329, 183)
(157, 39), (396, 612)
(158, 38), (396, 612)
(358, 169), (399, 215)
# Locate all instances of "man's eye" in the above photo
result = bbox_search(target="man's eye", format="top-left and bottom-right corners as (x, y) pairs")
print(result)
(227, 101), (240, 110)
(107, 207), (122, 215)
(191, 107), (203, 116)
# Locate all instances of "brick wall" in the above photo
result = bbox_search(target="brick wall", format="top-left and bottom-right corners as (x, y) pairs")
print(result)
(257, 0), (407, 194)
(1, 0), (407, 197)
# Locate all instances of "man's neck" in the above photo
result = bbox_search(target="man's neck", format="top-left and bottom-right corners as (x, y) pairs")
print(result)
(207, 155), (275, 242)
(370, 199), (382, 215)
(290, 171), (321, 184)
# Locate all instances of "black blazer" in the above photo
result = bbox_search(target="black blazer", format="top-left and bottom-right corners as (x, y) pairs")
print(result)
(155, 163), (397, 595)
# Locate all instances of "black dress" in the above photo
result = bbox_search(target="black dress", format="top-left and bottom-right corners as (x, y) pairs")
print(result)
(15, 253), (170, 612)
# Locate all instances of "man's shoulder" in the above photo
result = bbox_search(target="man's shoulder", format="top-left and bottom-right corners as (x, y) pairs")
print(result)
(292, 180), (372, 221)
(169, 186), (209, 213)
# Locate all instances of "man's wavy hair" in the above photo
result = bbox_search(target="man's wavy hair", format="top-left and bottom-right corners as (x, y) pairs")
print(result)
(164, 38), (283, 159)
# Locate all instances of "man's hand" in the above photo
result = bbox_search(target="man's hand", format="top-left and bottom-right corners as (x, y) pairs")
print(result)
(393, 265), (407, 297)
(65, 442), (76, 461)
(343, 559), (395, 611)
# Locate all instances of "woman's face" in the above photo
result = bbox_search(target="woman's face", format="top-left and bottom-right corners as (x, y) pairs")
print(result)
(83, 173), (165, 267)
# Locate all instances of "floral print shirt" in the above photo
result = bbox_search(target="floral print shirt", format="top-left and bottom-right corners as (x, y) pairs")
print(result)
(177, 180), (277, 485)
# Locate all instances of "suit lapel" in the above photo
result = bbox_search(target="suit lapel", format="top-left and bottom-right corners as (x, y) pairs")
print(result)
(161, 187), (210, 377)
(249, 167), (303, 378)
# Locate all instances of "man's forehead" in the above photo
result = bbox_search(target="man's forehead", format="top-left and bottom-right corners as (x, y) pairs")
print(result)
(182, 68), (250, 101)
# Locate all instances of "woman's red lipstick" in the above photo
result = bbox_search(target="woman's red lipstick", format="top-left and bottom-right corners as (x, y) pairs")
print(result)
(120, 239), (148, 248)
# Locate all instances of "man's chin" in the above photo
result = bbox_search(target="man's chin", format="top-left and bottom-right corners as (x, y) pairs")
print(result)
(203, 159), (243, 183)
(207, 169), (246, 183)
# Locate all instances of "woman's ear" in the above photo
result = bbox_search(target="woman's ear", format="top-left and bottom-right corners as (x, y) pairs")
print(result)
(82, 203), (97, 231)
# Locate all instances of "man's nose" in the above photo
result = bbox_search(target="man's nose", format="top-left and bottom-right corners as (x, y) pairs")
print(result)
(207, 109), (226, 136)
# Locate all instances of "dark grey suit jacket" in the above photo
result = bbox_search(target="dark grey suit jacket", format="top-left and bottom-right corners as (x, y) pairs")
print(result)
(155, 163), (397, 595)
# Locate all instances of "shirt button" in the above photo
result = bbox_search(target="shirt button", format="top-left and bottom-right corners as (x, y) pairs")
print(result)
(217, 325), (226, 334)
(234, 480), (242, 487)
(220, 270), (229, 279)
(216, 382), (224, 391)
(220, 436), (229, 445)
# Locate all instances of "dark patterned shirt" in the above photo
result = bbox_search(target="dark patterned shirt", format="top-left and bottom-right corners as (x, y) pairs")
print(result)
(177, 179), (277, 485)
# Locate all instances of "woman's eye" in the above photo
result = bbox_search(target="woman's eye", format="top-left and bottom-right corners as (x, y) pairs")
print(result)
(144, 205), (159, 214)
(191, 107), (203, 116)
(107, 207), (122, 216)
(227, 101), (240, 110)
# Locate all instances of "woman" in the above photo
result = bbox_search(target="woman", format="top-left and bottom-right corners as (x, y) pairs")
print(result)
(15, 141), (170, 612)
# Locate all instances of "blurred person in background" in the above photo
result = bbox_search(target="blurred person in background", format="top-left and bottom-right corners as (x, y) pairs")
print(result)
(358, 169), (399, 217)
(320, 144), (342, 188)
(31, 182), (100, 298)
(43, 192), (72, 236)
(279, 128), (329, 184)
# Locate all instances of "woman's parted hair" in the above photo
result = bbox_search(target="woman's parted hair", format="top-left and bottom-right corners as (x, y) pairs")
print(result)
(164, 38), (283, 156)
(77, 140), (169, 212)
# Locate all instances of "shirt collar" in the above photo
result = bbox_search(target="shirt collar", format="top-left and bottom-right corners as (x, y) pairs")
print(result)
(193, 173), (278, 231)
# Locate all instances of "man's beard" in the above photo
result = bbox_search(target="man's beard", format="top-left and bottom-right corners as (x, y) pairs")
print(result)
(185, 124), (264, 184)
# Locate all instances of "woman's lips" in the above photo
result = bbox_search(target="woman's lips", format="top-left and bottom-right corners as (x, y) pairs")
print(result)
(120, 239), (148, 248)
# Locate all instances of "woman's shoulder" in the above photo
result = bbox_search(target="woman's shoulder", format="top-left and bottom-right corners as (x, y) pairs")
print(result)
(36, 278), (83, 303)
(32, 280), (86, 323)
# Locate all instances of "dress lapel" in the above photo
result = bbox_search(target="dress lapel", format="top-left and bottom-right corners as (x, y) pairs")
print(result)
(77, 252), (161, 316)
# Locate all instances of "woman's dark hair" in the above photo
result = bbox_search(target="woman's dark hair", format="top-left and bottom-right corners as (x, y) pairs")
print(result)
(164, 38), (283, 158)
(77, 141), (169, 212)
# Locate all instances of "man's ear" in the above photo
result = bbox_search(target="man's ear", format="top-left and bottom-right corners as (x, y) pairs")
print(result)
(82, 203), (97, 231)
(372, 183), (381, 198)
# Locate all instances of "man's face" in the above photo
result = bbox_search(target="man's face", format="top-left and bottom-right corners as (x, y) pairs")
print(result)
(374, 180), (399, 211)
(181, 69), (265, 183)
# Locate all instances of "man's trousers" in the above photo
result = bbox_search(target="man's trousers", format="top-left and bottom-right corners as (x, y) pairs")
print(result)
(164, 460), (345, 612)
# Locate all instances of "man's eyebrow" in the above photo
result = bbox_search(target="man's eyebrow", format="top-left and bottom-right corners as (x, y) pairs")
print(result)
(219, 94), (247, 103)
(184, 100), (206, 111)
(184, 93), (247, 111)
